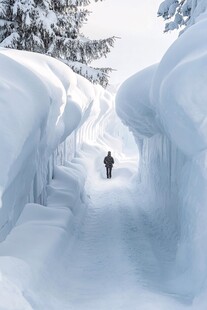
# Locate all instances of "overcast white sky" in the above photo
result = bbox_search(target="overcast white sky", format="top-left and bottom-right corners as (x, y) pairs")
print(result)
(83, 0), (177, 85)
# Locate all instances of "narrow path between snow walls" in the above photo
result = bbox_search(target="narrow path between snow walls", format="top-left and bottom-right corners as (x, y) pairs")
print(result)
(25, 147), (188, 310)
(2, 19), (207, 308)
(0, 47), (117, 308)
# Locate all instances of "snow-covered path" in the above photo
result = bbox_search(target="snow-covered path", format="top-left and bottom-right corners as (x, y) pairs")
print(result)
(32, 158), (187, 310)
(63, 176), (141, 309)
(1, 28), (207, 309)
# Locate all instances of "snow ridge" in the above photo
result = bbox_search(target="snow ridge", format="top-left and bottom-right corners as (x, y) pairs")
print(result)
(0, 47), (95, 240)
(116, 8), (207, 308)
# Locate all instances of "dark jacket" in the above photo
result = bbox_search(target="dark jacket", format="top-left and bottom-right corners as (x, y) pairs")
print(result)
(104, 155), (114, 168)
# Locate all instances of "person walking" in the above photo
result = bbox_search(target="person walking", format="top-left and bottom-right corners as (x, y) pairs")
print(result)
(104, 151), (114, 179)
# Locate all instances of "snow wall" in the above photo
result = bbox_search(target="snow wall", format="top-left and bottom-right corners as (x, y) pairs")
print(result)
(116, 10), (207, 307)
(0, 48), (112, 242)
(0, 45), (135, 239)
(0, 47), (138, 309)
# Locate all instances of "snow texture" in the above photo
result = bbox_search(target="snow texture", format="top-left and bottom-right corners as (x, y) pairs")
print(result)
(116, 5), (207, 309)
(2, 3), (207, 308)
(0, 47), (138, 309)
(0, 47), (96, 240)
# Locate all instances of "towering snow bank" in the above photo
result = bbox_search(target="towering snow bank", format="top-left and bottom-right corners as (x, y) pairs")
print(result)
(0, 48), (96, 240)
(116, 65), (159, 141)
(116, 66), (185, 292)
(77, 83), (137, 162)
(0, 160), (88, 309)
(0, 48), (137, 307)
(151, 14), (207, 157)
(116, 9), (207, 306)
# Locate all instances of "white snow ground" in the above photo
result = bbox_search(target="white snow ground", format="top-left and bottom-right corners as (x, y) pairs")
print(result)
(0, 145), (189, 310)
(25, 150), (189, 310)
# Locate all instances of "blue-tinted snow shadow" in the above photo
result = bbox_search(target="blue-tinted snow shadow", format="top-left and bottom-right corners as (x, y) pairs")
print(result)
(120, 203), (194, 305)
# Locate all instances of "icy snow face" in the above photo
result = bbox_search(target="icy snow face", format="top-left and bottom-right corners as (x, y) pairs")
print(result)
(0, 48), (96, 240)
(116, 65), (160, 141)
(116, 9), (207, 304)
(151, 16), (207, 157)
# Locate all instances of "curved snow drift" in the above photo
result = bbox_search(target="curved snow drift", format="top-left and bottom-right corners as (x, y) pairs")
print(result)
(0, 47), (139, 309)
(116, 12), (207, 309)
(0, 48), (97, 240)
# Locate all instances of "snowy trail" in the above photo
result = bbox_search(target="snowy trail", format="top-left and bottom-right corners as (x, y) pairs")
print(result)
(45, 175), (143, 309)
(32, 160), (188, 310)
(63, 177), (141, 308)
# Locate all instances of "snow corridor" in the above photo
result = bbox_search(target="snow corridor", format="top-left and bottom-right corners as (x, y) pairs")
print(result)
(2, 21), (207, 308)
(12, 149), (187, 310)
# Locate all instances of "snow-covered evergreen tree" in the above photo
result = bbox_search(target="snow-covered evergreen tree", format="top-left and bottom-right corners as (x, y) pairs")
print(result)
(0, 0), (115, 87)
(158, 0), (207, 34)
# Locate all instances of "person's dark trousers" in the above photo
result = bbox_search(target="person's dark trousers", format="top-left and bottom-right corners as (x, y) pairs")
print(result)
(106, 167), (112, 178)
